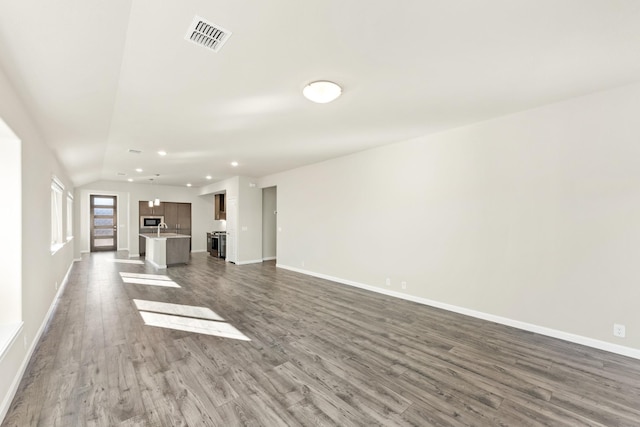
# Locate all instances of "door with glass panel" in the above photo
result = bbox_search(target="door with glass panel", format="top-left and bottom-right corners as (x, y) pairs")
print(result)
(90, 195), (117, 252)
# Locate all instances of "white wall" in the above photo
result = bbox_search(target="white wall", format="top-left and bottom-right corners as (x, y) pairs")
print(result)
(237, 177), (263, 264)
(262, 187), (277, 260)
(200, 176), (263, 264)
(76, 180), (215, 258)
(261, 82), (640, 354)
(0, 66), (75, 420)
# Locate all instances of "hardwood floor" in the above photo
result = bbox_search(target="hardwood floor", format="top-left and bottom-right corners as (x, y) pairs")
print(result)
(3, 252), (640, 426)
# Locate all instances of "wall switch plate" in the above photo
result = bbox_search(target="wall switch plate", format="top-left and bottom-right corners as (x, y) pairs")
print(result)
(241, 226), (248, 231)
(613, 324), (626, 338)
(23, 335), (27, 349)
(385, 278), (391, 286)
(401, 281), (407, 290)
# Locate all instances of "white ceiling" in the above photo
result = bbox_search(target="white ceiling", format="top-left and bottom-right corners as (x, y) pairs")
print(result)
(1, 0), (640, 187)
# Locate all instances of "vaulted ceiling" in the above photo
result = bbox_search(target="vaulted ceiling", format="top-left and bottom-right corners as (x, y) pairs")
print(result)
(1, 1), (640, 187)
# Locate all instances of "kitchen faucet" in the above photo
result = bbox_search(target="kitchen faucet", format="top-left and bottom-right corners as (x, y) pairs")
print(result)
(157, 222), (168, 237)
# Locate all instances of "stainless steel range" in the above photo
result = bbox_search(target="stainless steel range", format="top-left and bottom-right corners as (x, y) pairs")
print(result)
(208, 231), (227, 258)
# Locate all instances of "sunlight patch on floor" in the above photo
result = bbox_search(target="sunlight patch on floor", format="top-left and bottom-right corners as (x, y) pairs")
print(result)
(139, 311), (250, 341)
(107, 259), (144, 265)
(120, 272), (172, 281)
(121, 276), (181, 288)
(133, 299), (224, 321)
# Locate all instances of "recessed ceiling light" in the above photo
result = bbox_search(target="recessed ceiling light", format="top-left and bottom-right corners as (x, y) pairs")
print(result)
(231, 161), (238, 167)
(135, 168), (143, 173)
(186, 183), (192, 187)
(303, 81), (342, 103)
(128, 178), (133, 182)
(206, 175), (212, 180)
(158, 150), (167, 156)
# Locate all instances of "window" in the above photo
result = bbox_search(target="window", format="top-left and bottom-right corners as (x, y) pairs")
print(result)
(0, 117), (22, 356)
(51, 176), (64, 249)
(66, 192), (73, 240)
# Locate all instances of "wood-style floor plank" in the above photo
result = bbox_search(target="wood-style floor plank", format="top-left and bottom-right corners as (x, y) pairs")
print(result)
(3, 251), (640, 426)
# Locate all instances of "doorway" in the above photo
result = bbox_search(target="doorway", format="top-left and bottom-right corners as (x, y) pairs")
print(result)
(90, 195), (117, 252)
(262, 186), (277, 261)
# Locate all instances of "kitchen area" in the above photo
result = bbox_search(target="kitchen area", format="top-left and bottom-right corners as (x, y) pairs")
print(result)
(139, 200), (193, 268)
(138, 193), (228, 268)
(207, 193), (227, 259)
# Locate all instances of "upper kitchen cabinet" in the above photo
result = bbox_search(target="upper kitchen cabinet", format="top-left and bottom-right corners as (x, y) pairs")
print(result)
(215, 194), (226, 220)
(139, 201), (154, 216)
(140, 201), (165, 216)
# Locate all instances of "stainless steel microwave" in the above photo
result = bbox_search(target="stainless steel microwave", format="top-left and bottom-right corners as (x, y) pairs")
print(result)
(140, 216), (164, 228)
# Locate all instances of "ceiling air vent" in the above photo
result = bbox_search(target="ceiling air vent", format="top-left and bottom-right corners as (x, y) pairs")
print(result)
(185, 15), (232, 53)
(128, 149), (142, 154)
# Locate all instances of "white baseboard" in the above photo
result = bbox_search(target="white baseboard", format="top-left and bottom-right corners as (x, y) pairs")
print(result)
(191, 249), (207, 254)
(128, 253), (140, 258)
(262, 256), (277, 261)
(236, 259), (264, 266)
(276, 264), (640, 360)
(147, 259), (166, 269)
(0, 261), (74, 422)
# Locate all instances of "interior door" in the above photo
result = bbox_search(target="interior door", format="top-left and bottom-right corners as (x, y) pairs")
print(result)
(90, 195), (117, 252)
(226, 197), (237, 263)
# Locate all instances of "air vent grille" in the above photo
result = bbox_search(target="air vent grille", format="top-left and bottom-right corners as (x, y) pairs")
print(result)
(185, 16), (231, 52)
(128, 149), (142, 154)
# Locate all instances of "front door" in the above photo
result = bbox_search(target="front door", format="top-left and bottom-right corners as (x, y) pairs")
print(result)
(90, 195), (117, 252)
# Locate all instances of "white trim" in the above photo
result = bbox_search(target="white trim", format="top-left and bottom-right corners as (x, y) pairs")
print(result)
(262, 256), (276, 261)
(128, 253), (140, 259)
(190, 249), (207, 254)
(0, 262), (74, 422)
(276, 264), (640, 360)
(50, 175), (64, 192)
(236, 259), (263, 266)
(146, 259), (167, 269)
(0, 322), (23, 363)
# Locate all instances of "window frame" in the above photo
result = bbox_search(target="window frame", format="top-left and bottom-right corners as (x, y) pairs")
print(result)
(66, 191), (73, 240)
(51, 175), (64, 251)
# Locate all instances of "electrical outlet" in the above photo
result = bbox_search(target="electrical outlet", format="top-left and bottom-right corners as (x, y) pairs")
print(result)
(385, 278), (391, 286)
(55, 281), (58, 290)
(301, 260), (305, 267)
(613, 324), (626, 338)
(401, 281), (407, 290)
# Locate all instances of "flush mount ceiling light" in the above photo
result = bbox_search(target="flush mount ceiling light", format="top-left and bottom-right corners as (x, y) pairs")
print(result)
(303, 81), (342, 104)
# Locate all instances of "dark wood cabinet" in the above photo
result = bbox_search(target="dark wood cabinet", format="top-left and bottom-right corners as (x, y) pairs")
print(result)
(139, 200), (164, 216)
(139, 201), (154, 216)
(215, 194), (226, 220)
(164, 202), (178, 228)
(177, 203), (191, 232)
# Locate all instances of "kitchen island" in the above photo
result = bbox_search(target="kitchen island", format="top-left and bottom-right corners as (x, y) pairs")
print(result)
(140, 233), (191, 268)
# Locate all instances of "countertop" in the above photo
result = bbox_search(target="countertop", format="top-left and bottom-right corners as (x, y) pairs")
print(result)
(139, 233), (191, 240)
